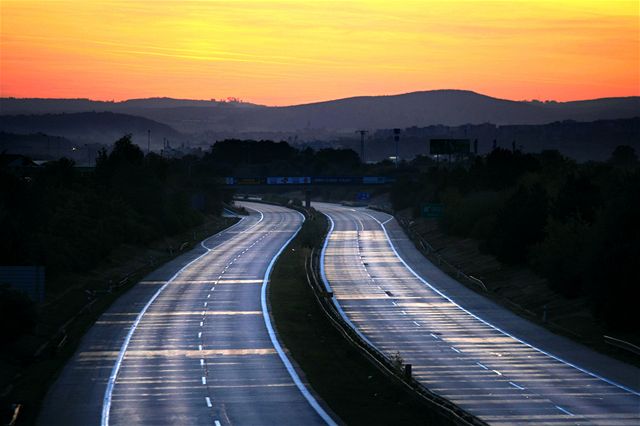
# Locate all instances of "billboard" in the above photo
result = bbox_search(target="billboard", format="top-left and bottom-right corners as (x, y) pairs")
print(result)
(430, 139), (471, 156)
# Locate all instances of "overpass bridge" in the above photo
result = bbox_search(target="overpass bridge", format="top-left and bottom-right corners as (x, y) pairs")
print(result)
(222, 176), (395, 207)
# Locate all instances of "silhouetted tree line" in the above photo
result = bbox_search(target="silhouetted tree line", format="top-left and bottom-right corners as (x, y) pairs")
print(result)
(390, 146), (639, 330)
(0, 135), (227, 284)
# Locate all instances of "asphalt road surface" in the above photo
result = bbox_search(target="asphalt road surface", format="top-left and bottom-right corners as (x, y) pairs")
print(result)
(39, 202), (333, 426)
(315, 202), (639, 426)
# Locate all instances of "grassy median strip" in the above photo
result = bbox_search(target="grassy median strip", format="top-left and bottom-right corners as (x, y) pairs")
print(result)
(269, 210), (456, 426)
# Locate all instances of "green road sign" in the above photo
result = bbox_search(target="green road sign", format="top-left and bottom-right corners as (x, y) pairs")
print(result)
(422, 203), (444, 218)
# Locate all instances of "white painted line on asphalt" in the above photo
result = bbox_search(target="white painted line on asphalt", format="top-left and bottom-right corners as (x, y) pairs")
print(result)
(201, 377), (207, 385)
(201, 310), (206, 316)
(207, 294), (211, 298)
(476, 362), (488, 370)
(200, 321), (203, 327)
(430, 333), (440, 340)
(401, 310), (407, 315)
(205, 397), (212, 407)
(200, 359), (204, 367)
(360, 210), (640, 397)
(555, 405), (574, 416)
(198, 332), (202, 338)
(451, 347), (461, 353)
(204, 302), (208, 307)
(509, 381), (525, 390)
(493, 370), (502, 376)
(101, 213), (257, 426)
(261, 209), (338, 426)
(413, 321), (421, 327)
(214, 421), (221, 426)
(199, 345), (203, 351)
(319, 215), (375, 349)
(392, 301), (397, 306)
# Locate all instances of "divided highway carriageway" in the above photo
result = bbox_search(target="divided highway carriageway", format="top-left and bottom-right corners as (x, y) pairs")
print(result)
(316, 202), (640, 426)
(39, 202), (334, 426)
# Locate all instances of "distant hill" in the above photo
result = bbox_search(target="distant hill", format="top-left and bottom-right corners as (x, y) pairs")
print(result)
(0, 111), (185, 149)
(1, 90), (638, 135)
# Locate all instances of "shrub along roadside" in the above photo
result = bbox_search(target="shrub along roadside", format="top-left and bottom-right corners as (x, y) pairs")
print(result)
(268, 208), (459, 425)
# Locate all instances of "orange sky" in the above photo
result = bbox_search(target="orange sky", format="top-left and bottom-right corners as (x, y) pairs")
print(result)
(1, 1), (638, 105)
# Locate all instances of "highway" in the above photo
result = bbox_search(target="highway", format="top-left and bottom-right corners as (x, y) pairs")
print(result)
(39, 202), (333, 426)
(315, 202), (640, 426)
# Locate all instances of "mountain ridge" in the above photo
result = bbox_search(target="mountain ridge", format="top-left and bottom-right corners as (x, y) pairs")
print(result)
(1, 89), (638, 135)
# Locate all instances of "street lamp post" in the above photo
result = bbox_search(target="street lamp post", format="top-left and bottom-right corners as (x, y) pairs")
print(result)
(356, 130), (368, 163)
(393, 128), (401, 168)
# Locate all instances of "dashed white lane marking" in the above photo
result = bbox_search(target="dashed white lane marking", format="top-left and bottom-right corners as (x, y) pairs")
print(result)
(509, 381), (525, 390)
(201, 376), (207, 385)
(413, 321), (421, 326)
(198, 332), (202, 338)
(391, 301), (397, 306)
(207, 294), (211, 298)
(199, 321), (203, 327)
(205, 397), (212, 407)
(198, 345), (203, 351)
(451, 347), (461, 353)
(200, 359), (204, 367)
(204, 302), (208, 307)
(401, 310), (407, 315)
(214, 421), (221, 426)
(476, 362), (488, 370)
(430, 333), (440, 340)
(210, 286), (215, 291)
(493, 370), (502, 376)
(555, 405), (574, 416)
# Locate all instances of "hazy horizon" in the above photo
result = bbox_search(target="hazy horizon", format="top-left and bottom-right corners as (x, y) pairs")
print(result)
(2, 87), (639, 108)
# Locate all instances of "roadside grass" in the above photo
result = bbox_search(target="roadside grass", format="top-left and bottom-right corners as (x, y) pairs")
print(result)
(1, 215), (238, 425)
(269, 211), (456, 426)
(405, 214), (640, 367)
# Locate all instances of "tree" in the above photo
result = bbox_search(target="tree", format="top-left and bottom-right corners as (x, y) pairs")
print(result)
(609, 145), (638, 167)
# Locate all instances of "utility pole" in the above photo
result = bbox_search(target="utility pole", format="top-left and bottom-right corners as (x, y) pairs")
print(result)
(393, 128), (401, 168)
(356, 130), (368, 163)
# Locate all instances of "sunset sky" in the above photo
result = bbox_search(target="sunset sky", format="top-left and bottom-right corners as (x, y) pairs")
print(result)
(1, 0), (638, 105)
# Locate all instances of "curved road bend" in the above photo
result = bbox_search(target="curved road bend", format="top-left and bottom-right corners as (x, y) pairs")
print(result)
(39, 202), (332, 426)
(315, 202), (639, 426)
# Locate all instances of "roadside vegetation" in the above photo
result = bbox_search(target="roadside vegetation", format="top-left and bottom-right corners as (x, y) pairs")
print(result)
(269, 208), (460, 425)
(390, 145), (639, 348)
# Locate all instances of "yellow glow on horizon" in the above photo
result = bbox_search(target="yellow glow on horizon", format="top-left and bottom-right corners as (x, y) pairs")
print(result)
(1, 1), (638, 104)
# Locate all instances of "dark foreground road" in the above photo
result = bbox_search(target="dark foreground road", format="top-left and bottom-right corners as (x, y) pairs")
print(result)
(316, 202), (639, 426)
(39, 202), (334, 426)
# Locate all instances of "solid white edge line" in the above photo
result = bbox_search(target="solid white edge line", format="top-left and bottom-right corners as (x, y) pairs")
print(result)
(555, 405), (574, 416)
(101, 212), (265, 426)
(320, 213), (376, 348)
(360, 210), (640, 397)
(261, 208), (337, 426)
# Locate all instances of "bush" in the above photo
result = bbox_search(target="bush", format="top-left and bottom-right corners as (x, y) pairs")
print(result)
(0, 285), (38, 344)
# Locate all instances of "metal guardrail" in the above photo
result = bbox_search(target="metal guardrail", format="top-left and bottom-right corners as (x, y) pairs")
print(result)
(304, 236), (487, 426)
(604, 336), (640, 356)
